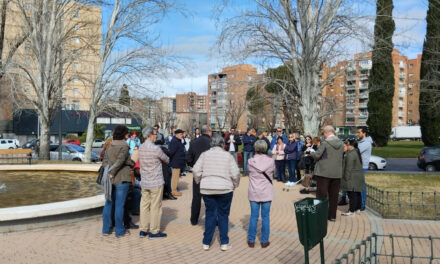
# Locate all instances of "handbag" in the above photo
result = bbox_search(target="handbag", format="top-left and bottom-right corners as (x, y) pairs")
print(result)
(297, 156), (306, 170)
(96, 165), (105, 184)
(97, 144), (117, 184)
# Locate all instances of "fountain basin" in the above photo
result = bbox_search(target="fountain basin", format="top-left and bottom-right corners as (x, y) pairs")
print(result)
(0, 164), (103, 227)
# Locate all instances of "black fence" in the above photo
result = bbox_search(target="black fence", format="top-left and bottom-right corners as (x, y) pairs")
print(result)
(333, 233), (440, 264)
(367, 184), (439, 220)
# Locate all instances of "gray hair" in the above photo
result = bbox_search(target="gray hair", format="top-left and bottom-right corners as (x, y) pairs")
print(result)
(142, 126), (155, 138)
(323, 125), (335, 134)
(201, 124), (211, 135)
(254, 140), (268, 154)
(210, 135), (225, 148)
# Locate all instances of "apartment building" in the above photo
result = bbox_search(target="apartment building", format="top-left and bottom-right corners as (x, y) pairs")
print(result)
(208, 64), (259, 132)
(0, 2), (101, 134)
(323, 49), (421, 131)
(176, 92), (208, 113)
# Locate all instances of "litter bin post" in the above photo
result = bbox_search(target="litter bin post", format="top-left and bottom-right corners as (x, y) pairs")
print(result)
(294, 198), (329, 264)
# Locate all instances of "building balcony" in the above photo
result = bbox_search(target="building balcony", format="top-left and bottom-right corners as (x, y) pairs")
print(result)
(346, 75), (356, 81)
(346, 104), (355, 109)
(359, 74), (369, 80)
(359, 84), (368, 90)
(359, 103), (368, 108)
(346, 85), (356, 91)
(399, 92), (406, 98)
(359, 93), (369, 99)
(346, 113), (355, 118)
(345, 120), (355, 126)
(359, 114), (368, 119)
(399, 73), (406, 79)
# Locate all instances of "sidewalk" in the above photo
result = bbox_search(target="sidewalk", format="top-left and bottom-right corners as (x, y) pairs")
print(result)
(0, 173), (437, 264)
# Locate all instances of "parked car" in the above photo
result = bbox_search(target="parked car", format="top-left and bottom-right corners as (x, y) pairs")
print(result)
(64, 139), (80, 146)
(417, 146), (440, 172)
(0, 139), (19, 149)
(368, 155), (387, 170)
(49, 144), (98, 162)
(22, 139), (53, 149)
(80, 139), (105, 148)
(68, 144), (100, 161)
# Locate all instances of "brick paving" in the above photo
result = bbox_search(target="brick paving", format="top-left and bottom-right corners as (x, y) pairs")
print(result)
(0, 173), (437, 264)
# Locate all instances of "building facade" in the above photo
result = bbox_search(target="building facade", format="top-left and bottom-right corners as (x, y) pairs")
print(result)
(208, 64), (259, 132)
(176, 92), (208, 113)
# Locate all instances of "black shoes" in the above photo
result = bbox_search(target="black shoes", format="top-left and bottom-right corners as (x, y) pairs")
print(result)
(125, 221), (139, 229)
(300, 189), (310, 194)
(163, 192), (177, 200)
(338, 197), (348, 206)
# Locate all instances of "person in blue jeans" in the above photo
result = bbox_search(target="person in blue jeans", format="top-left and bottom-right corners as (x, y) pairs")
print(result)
(192, 135), (240, 251)
(242, 128), (257, 175)
(284, 133), (298, 186)
(247, 140), (275, 248)
(102, 125), (135, 237)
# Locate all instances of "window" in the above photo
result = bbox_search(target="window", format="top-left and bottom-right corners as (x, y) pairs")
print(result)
(409, 83), (414, 88)
(72, 100), (80, 110)
(97, 117), (111, 124)
(340, 92), (343, 96)
(409, 64), (413, 69)
(409, 73), (414, 77)
(330, 88), (334, 92)
(340, 82), (344, 87)
(74, 37), (80, 44)
(73, 88), (78, 96)
(409, 92), (413, 96)
(409, 101), (413, 105)
(408, 110), (413, 114)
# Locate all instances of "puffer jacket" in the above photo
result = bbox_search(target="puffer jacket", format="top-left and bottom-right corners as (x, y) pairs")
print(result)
(248, 154), (275, 202)
(103, 140), (134, 185)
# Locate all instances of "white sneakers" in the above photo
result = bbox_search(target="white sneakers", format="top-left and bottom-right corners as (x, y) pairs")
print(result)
(220, 244), (232, 251)
(203, 244), (210, 251)
(342, 211), (354, 216)
(284, 181), (295, 187)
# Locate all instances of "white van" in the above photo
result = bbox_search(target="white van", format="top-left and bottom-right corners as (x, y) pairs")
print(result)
(0, 139), (20, 149)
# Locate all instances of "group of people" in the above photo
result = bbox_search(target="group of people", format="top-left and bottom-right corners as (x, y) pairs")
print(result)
(99, 123), (372, 251)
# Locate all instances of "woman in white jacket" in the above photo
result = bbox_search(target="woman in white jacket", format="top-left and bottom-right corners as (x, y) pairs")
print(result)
(193, 135), (240, 251)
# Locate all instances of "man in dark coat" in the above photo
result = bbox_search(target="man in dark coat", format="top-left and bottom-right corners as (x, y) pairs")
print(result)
(168, 129), (186, 196)
(186, 125), (212, 225)
(224, 127), (242, 163)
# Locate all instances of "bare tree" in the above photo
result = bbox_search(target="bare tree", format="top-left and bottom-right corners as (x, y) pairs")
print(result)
(216, 0), (362, 136)
(225, 97), (247, 129)
(83, 0), (182, 161)
(7, 0), (97, 159)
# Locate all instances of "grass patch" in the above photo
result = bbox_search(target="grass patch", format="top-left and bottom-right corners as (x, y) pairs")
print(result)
(366, 173), (440, 220)
(372, 141), (424, 158)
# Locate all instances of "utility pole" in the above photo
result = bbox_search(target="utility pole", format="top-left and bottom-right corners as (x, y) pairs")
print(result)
(57, 16), (63, 160)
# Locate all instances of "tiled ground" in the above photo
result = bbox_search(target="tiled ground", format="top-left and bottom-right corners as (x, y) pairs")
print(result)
(0, 173), (437, 264)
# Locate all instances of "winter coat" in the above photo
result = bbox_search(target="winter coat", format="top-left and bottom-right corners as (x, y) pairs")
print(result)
(193, 146), (240, 195)
(248, 154), (275, 202)
(341, 149), (364, 192)
(296, 139), (304, 160)
(272, 143), (286, 160)
(311, 135), (344, 179)
(270, 134), (288, 149)
(284, 140), (298, 160)
(358, 136), (373, 169)
(224, 133), (242, 152)
(103, 140), (134, 185)
(168, 136), (186, 169)
(242, 134), (257, 152)
(186, 134), (211, 167)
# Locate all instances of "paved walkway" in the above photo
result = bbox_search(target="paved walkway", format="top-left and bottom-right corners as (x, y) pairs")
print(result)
(0, 174), (439, 264)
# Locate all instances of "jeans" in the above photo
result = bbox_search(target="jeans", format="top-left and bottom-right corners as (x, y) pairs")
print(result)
(202, 192), (233, 245)
(126, 187), (142, 212)
(286, 159), (297, 182)
(102, 182), (130, 236)
(275, 160), (286, 182)
(243, 151), (254, 175)
(361, 168), (367, 209)
(248, 201), (271, 243)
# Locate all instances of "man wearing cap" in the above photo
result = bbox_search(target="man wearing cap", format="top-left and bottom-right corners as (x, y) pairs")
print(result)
(168, 129), (186, 196)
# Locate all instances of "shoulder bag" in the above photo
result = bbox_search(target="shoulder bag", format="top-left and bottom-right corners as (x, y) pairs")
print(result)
(96, 145), (117, 184)
(262, 171), (273, 185)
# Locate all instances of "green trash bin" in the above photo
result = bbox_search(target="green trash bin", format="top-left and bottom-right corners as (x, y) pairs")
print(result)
(294, 198), (329, 264)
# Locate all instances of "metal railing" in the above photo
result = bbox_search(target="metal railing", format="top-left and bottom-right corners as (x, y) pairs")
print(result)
(367, 184), (439, 220)
(333, 233), (440, 264)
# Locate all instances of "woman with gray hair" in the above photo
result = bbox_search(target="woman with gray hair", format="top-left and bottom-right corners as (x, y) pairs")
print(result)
(192, 135), (240, 251)
(247, 140), (275, 248)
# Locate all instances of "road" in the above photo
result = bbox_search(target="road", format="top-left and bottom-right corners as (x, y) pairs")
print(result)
(373, 158), (440, 174)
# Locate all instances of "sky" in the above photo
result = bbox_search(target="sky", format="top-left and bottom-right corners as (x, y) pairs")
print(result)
(131, 0), (429, 97)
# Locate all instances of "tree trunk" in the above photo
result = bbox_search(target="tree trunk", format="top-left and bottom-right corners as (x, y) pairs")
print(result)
(84, 110), (96, 162)
(300, 105), (320, 137)
(39, 119), (51, 160)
